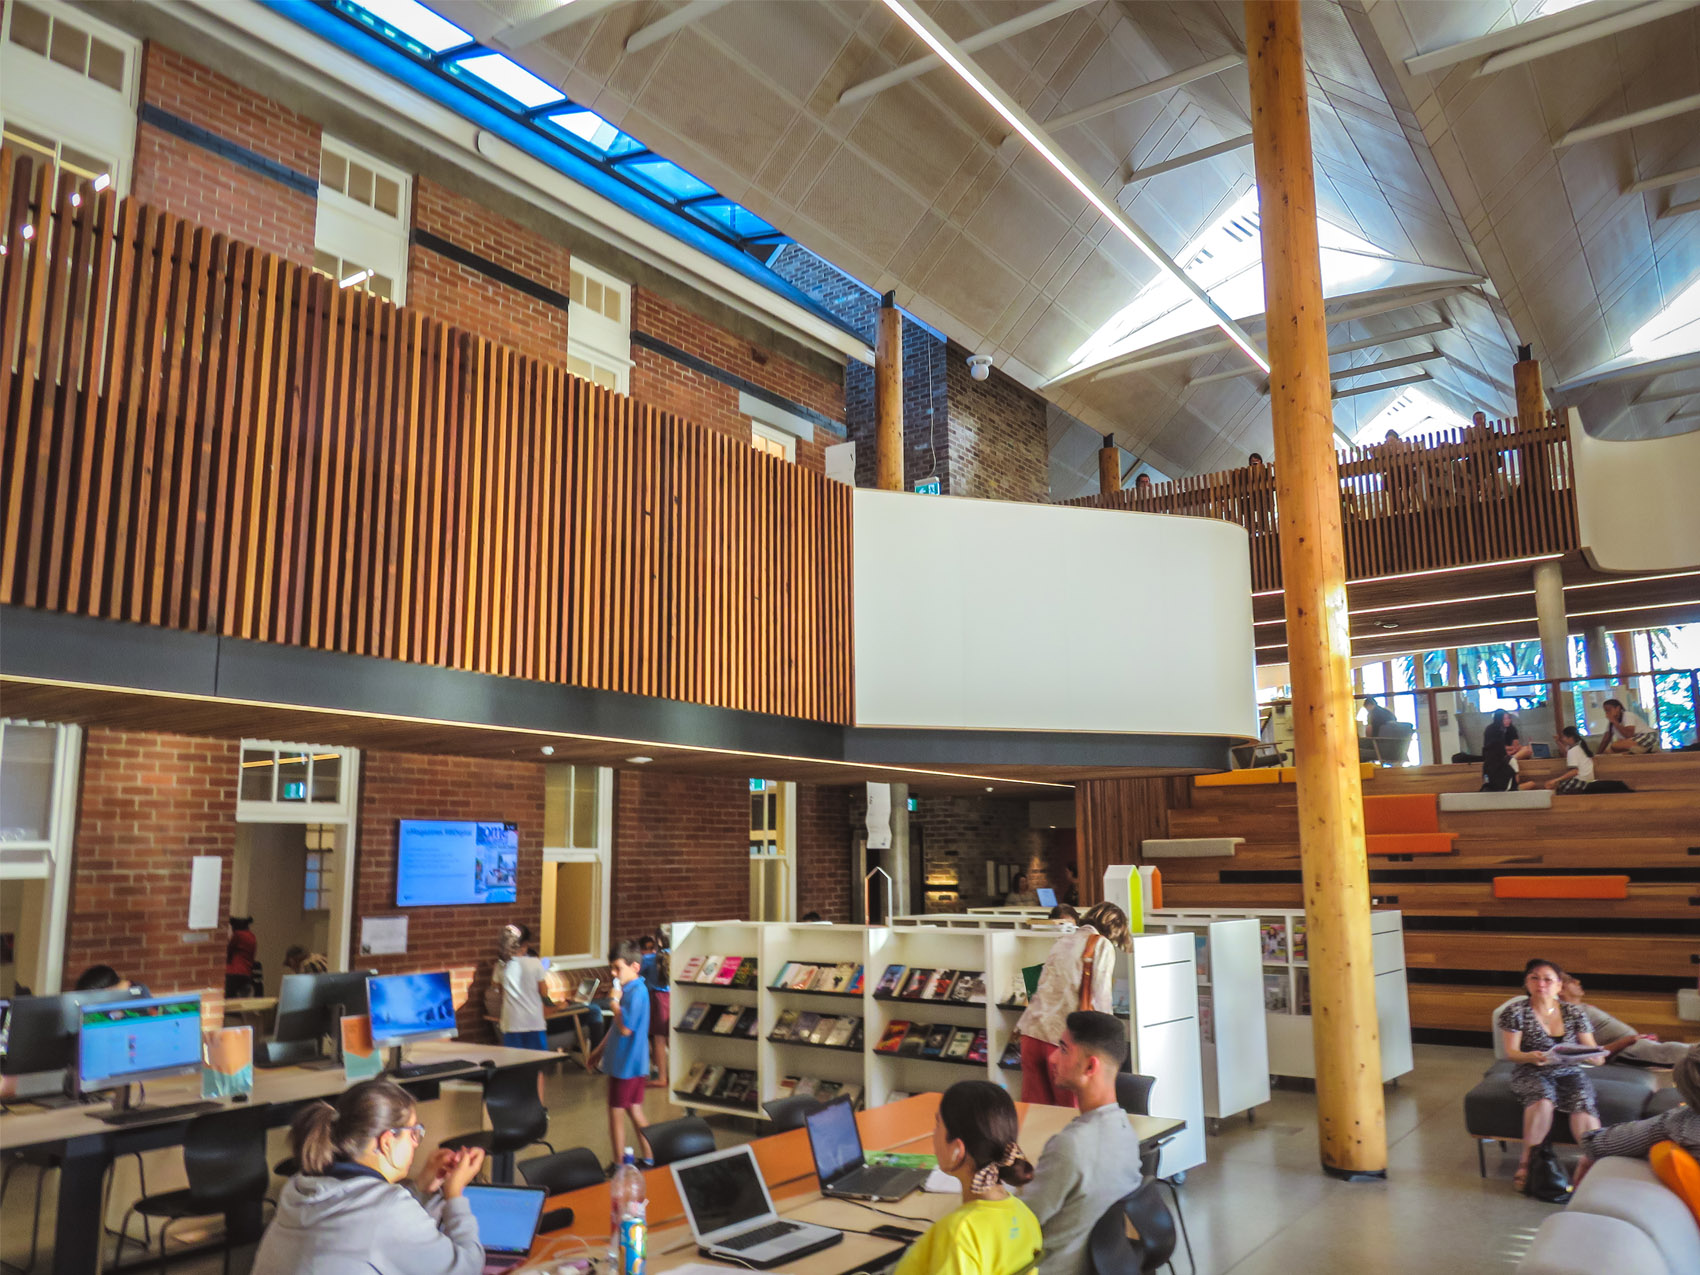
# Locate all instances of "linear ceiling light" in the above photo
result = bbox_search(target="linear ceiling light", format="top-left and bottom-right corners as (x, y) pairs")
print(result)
(878, 0), (1268, 373)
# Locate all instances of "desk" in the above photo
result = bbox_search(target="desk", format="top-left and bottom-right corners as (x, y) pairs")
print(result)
(0, 1040), (557, 1275)
(523, 1095), (1184, 1273)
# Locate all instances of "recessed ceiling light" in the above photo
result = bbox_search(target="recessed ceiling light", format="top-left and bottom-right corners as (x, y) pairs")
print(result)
(539, 745), (554, 756)
(627, 755), (653, 764)
(985, 786), (995, 793)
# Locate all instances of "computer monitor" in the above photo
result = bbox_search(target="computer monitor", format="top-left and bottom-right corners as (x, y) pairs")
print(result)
(0, 987), (144, 1078)
(272, 970), (375, 1047)
(0, 998), (10, 1059)
(77, 993), (203, 1093)
(367, 971), (457, 1048)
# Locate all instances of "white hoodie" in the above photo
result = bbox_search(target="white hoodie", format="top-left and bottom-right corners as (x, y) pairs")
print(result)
(251, 1164), (484, 1275)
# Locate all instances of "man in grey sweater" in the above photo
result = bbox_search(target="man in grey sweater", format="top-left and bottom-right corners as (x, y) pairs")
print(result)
(1019, 1011), (1146, 1275)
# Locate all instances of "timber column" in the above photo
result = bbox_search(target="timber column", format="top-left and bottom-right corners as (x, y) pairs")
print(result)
(1098, 434), (1121, 494)
(1246, 0), (1387, 1178)
(876, 292), (903, 491)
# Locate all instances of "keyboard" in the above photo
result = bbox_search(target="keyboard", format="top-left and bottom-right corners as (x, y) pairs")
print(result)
(392, 1059), (478, 1080)
(721, 1221), (801, 1252)
(92, 1100), (222, 1126)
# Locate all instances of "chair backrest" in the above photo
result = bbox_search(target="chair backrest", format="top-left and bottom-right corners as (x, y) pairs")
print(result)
(485, 1063), (550, 1145)
(1374, 724), (1416, 762)
(1087, 1183), (1176, 1275)
(1491, 997), (1522, 1059)
(763, 1095), (826, 1132)
(184, 1107), (271, 1208)
(1115, 1072), (1156, 1117)
(646, 1116), (716, 1167)
(520, 1147), (606, 1195)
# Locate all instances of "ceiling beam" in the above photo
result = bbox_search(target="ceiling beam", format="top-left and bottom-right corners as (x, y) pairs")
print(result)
(1046, 53), (1245, 130)
(1332, 371), (1432, 401)
(839, 0), (1096, 107)
(1658, 194), (1700, 220)
(1626, 162), (1700, 195)
(1474, 0), (1696, 76)
(1186, 320), (1452, 388)
(1122, 134), (1252, 186)
(1404, 0), (1682, 77)
(1556, 349), (1700, 391)
(625, 0), (729, 54)
(494, 0), (625, 48)
(1630, 383), (1700, 405)
(1556, 91), (1700, 147)
(1330, 348), (1442, 382)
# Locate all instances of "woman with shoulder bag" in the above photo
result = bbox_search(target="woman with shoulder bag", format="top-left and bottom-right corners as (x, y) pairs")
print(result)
(1013, 902), (1132, 1106)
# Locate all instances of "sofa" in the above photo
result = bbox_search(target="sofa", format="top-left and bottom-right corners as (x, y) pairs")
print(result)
(1518, 1156), (1699, 1275)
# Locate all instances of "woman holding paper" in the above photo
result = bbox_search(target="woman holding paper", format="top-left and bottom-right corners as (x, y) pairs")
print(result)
(1498, 958), (1602, 1193)
(1014, 902), (1131, 1107)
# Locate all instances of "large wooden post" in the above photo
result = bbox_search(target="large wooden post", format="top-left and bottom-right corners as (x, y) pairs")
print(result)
(876, 292), (903, 491)
(1098, 434), (1121, 494)
(1246, 0), (1387, 1178)
(1514, 345), (1544, 429)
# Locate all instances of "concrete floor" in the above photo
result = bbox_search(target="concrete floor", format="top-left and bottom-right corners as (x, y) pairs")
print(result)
(0, 1044), (1561, 1274)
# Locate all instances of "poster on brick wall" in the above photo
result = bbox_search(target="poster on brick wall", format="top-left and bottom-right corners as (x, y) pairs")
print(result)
(866, 782), (892, 850)
(360, 916), (408, 956)
(188, 856), (222, 930)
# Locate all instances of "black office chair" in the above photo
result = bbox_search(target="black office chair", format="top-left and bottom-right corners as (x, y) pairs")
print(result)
(519, 1146), (604, 1232)
(441, 1064), (555, 1182)
(119, 1107), (272, 1275)
(1088, 1182), (1178, 1275)
(763, 1095), (826, 1132)
(1115, 1073), (1193, 1274)
(644, 1116), (715, 1167)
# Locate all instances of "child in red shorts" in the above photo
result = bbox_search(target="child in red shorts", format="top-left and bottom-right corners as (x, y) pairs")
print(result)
(589, 940), (653, 1164)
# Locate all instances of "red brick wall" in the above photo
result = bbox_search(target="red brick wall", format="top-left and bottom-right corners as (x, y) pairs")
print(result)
(945, 343), (1048, 502)
(796, 785), (852, 922)
(611, 770), (749, 942)
(65, 729), (239, 994)
(131, 43), (318, 266)
(630, 290), (846, 474)
(354, 752), (546, 1040)
(408, 177), (572, 366)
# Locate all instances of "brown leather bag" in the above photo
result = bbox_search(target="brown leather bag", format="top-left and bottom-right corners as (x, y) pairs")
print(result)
(1077, 933), (1102, 1012)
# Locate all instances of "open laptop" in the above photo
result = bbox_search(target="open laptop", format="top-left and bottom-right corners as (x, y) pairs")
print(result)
(572, 976), (601, 1002)
(1035, 887), (1058, 908)
(671, 1145), (842, 1268)
(805, 1098), (930, 1202)
(462, 1183), (546, 1274)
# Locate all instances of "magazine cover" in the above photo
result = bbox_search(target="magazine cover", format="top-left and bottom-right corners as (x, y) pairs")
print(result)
(1259, 922), (1288, 963)
(1263, 972), (1291, 1013)
(202, 1025), (255, 1099)
(874, 965), (907, 996)
(1291, 919), (1308, 963)
(339, 1016), (382, 1083)
(901, 968), (935, 999)
(875, 1020), (910, 1053)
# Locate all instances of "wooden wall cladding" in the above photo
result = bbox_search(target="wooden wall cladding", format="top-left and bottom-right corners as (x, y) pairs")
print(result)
(1070, 415), (1579, 593)
(0, 152), (852, 723)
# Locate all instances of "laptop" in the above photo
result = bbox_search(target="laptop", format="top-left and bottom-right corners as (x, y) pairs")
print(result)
(671, 1145), (842, 1269)
(572, 976), (600, 1002)
(805, 1098), (930, 1202)
(1529, 741), (1554, 759)
(462, 1183), (547, 1274)
(1035, 887), (1058, 908)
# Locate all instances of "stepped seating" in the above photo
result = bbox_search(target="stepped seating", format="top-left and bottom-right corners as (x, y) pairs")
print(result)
(1366, 832), (1456, 855)
(1437, 790), (1553, 811)
(1140, 837), (1241, 858)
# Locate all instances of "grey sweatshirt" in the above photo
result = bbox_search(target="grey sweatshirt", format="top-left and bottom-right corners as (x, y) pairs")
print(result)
(1019, 1102), (1145, 1275)
(251, 1168), (484, 1275)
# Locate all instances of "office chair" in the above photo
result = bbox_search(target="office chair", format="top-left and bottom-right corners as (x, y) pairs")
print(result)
(440, 1064), (555, 1183)
(119, 1107), (272, 1275)
(763, 1095), (827, 1132)
(1088, 1182), (1178, 1275)
(1115, 1072), (1193, 1274)
(644, 1116), (716, 1166)
(518, 1146), (604, 1233)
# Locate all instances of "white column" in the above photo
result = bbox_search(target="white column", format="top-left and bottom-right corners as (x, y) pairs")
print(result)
(1532, 560), (1569, 683)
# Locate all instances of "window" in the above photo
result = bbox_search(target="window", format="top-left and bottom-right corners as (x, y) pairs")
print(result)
(237, 740), (358, 822)
(749, 778), (795, 922)
(303, 825), (335, 911)
(568, 259), (631, 394)
(1, 0), (137, 199)
(752, 421), (795, 462)
(541, 765), (613, 967)
(0, 720), (81, 993)
(314, 136), (411, 304)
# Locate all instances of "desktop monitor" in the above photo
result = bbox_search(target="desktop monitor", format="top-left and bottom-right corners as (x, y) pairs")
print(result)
(0, 987), (143, 1078)
(272, 970), (376, 1046)
(0, 998), (9, 1058)
(367, 971), (457, 1048)
(77, 993), (203, 1093)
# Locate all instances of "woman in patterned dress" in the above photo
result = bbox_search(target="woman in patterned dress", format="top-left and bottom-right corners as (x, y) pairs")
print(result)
(1497, 958), (1603, 1192)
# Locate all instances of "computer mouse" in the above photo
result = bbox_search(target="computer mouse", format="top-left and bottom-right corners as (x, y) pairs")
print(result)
(479, 1059), (496, 1068)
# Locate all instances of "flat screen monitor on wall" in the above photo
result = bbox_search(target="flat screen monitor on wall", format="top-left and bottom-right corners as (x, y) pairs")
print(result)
(396, 820), (519, 907)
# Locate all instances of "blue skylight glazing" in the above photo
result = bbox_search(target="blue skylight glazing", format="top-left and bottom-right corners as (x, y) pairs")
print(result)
(341, 0), (470, 55)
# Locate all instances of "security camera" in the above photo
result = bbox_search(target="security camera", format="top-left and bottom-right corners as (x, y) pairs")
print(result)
(967, 353), (993, 381)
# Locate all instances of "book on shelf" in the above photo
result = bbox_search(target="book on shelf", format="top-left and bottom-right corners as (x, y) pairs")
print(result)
(901, 968), (935, 999)
(1191, 931), (1210, 982)
(998, 1040), (1021, 1068)
(874, 965), (907, 996)
(898, 1023), (929, 1056)
(847, 1019), (865, 1050)
(824, 1016), (858, 1048)
(794, 1012), (822, 1043)
(734, 1006), (760, 1038)
(1003, 985), (1029, 1008)
(1259, 923), (1288, 963)
(678, 956), (705, 984)
(713, 956), (742, 986)
(771, 1009), (800, 1041)
(1198, 992), (1214, 1046)
(731, 961), (758, 989)
(922, 969), (956, 1000)
(949, 971), (986, 1004)
(771, 962), (796, 989)
(965, 1029), (989, 1064)
(678, 1002), (710, 1033)
(920, 1025), (953, 1058)
(814, 1079), (842, 1102)
(1263, 972), (1290, 1013)
(681, 1061), (708, 1092)
(697, 1065), (724, 1096)
(1295, 968), (1311, 1015)
(710, 1007), (741, 1035)
(776, 1075), (798, 1099)
(790, 964), (820, 990)
(875, 1021), (910, 1054)
(837, 1082), (863, 1109)
(942, 1028), (975, 1059)
(1291, 919), (1307, 963)
(697, 956), (723, 984)
(847, 965), (866, 995)
(821, 963), (850, 993)
(807, 1015), (838, 1045)
(793, 1076), (819, 1098)
(725, 1071), (753, 1102)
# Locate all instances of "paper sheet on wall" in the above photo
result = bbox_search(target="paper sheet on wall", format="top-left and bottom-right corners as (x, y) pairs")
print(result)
(360, 915), (408, 956)
(188, 856), (222, 930)
(865, 782), (892, 850)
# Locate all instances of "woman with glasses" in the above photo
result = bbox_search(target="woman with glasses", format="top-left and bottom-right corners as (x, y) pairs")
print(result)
(253, 1078), (487, 1274)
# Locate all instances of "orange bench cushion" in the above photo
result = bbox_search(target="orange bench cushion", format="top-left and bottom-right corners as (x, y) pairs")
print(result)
(1366, 832), (1456, 856)
(1196, 769), (1281, 787)
(1492, 876), (1630, 900)
(1364, 794), (1439, 835)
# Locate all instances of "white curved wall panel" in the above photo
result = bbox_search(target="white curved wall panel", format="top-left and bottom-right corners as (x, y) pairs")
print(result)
(852, 490), (1258, 736)
(1571, 407), (1700, 572)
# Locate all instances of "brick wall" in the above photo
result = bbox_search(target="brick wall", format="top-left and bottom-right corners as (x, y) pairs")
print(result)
(611, 770), (750, 941)
(910, 794), (1065, 913)
(355, 752), (546, 1041)
(796, 784), (852, 922)
(408, 177), (572, 366)
(630, 290), (846, 474)
(65, 729), (239, 994)
(131, 43), (318, 265)
(945, 341), (1049, 502)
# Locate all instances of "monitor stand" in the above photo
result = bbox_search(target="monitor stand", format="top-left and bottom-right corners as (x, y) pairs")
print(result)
(299, 1002), (351, 1070)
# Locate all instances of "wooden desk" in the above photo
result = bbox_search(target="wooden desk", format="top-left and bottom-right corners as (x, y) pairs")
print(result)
(0, 1040), (557, 1275)
(222, 996), (278, 1016)
(522, 1096), (1185, 1273)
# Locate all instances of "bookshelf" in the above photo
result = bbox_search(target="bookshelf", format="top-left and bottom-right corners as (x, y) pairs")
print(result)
(760, 921), (871, 1113)
(668, 920), (763, 1118)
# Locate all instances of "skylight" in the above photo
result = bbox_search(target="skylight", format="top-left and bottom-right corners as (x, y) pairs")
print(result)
(452, 53), (565, 110)
(1350, 386), (1471, 445)
(1066, 188), (1391, 375)
(547, 108), (644, 157)
(1630, 275), (1700, 361)
(349, 0), (469, 53)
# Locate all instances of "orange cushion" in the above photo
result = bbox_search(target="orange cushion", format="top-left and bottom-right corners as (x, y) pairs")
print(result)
(1195, 769), (1280, 787)
(1649, 1140), (1700, 1226)
(1363, 794), (1439, 834)
(1492, 875), (1629, 900)
(1366, 832), (1456, 856)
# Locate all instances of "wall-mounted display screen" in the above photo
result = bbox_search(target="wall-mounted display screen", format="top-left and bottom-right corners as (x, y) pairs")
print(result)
(396, 820), (518, 906)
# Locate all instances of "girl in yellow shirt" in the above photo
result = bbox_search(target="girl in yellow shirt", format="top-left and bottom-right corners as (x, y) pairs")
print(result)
(895, 1082), (1042, 1275)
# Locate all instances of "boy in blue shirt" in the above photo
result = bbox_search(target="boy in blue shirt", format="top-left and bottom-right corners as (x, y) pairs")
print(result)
(589, 940), (653, 1164)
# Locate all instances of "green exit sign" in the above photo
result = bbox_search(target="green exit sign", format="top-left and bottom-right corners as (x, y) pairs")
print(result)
(913, 477), (941, 495)
(282, 781), (307, 800)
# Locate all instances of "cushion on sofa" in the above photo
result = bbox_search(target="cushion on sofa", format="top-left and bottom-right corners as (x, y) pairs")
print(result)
(1570, 1152), (1700, 1274)
(1518, 1212), (1669, 1275)
(1465, 1070), (1658, 1143)
(1649, 1141), (1700, 1227)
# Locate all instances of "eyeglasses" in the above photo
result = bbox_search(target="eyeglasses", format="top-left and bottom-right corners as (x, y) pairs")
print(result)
(389, 1123), (426, 1142)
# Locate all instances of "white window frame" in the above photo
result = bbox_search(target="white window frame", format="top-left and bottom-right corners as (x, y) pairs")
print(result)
(748, 778), (797, 922)
(0, 0), (139, 198)
(0, 719), (82, 994)
(568, 257), (632, 394)
(751, 420), (796, 463)
(541, 766), (614, 969)
(314, 135), (411, 304)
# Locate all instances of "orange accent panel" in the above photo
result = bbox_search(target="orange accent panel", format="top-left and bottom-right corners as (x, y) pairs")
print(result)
(1196, 769), (1281, 787)
(1493, 876), (1630, 900)
(1364, 794), (1440, 834)
(1366, 832), (1456, 856)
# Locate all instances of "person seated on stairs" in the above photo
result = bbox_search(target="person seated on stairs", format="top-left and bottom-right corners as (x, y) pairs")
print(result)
(1598, 699), (1658, 754)
(1559, 974), (1693, 1065)
(1481, 710), (1536, 792)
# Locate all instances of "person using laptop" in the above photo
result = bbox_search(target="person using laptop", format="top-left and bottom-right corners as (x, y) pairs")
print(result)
(460, 1184), (548, 1274)
(1019, 1012), (1145, 1275)
(806, 1098), (930, 1201)
(895, 1081), (1041, 1275)
(253, 1078), (488, 1275)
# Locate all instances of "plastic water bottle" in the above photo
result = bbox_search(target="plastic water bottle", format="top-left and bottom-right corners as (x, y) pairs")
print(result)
(609, 1147), (647, 1273)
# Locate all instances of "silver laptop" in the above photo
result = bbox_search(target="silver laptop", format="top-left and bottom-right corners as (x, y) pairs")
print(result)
(462, 1183), (546, 1274)
(806, 1098), (929, 1202)
(671, 1145), (842, 1269)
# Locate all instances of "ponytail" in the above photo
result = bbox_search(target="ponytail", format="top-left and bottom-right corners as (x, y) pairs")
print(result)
(289, 1078), (415, 1174)
(1561, 726), (1593, 758)
(939, 1081), (1035, 1194)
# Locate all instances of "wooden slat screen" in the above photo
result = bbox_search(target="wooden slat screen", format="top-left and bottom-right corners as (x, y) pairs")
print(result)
(0, 151), (853, 723)
(1070, 416), (1579, 592)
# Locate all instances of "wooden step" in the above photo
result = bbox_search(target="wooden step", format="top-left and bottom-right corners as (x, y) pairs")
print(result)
(1141, 837), (1242, 858)
(1407, 983), (1691, 1038)
(1437, 790), (1553, 812)
(1161, 880), (1696, 919)
(1402, 931), (1700, 980)
(1148, 837), (1696, 873)
(1367, 832), (1456, 856)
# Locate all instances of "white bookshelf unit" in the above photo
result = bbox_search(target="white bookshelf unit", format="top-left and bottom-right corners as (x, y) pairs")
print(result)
(668, 920), (764, 1118)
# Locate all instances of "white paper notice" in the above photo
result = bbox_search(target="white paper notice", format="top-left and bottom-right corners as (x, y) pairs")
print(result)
(360, 916), (409, 956)
(866, 782), (892, 851)
(187, 856), (222, 930)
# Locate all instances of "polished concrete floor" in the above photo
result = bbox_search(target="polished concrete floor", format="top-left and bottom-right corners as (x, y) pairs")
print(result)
(0, 1044), (1562, 1274)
